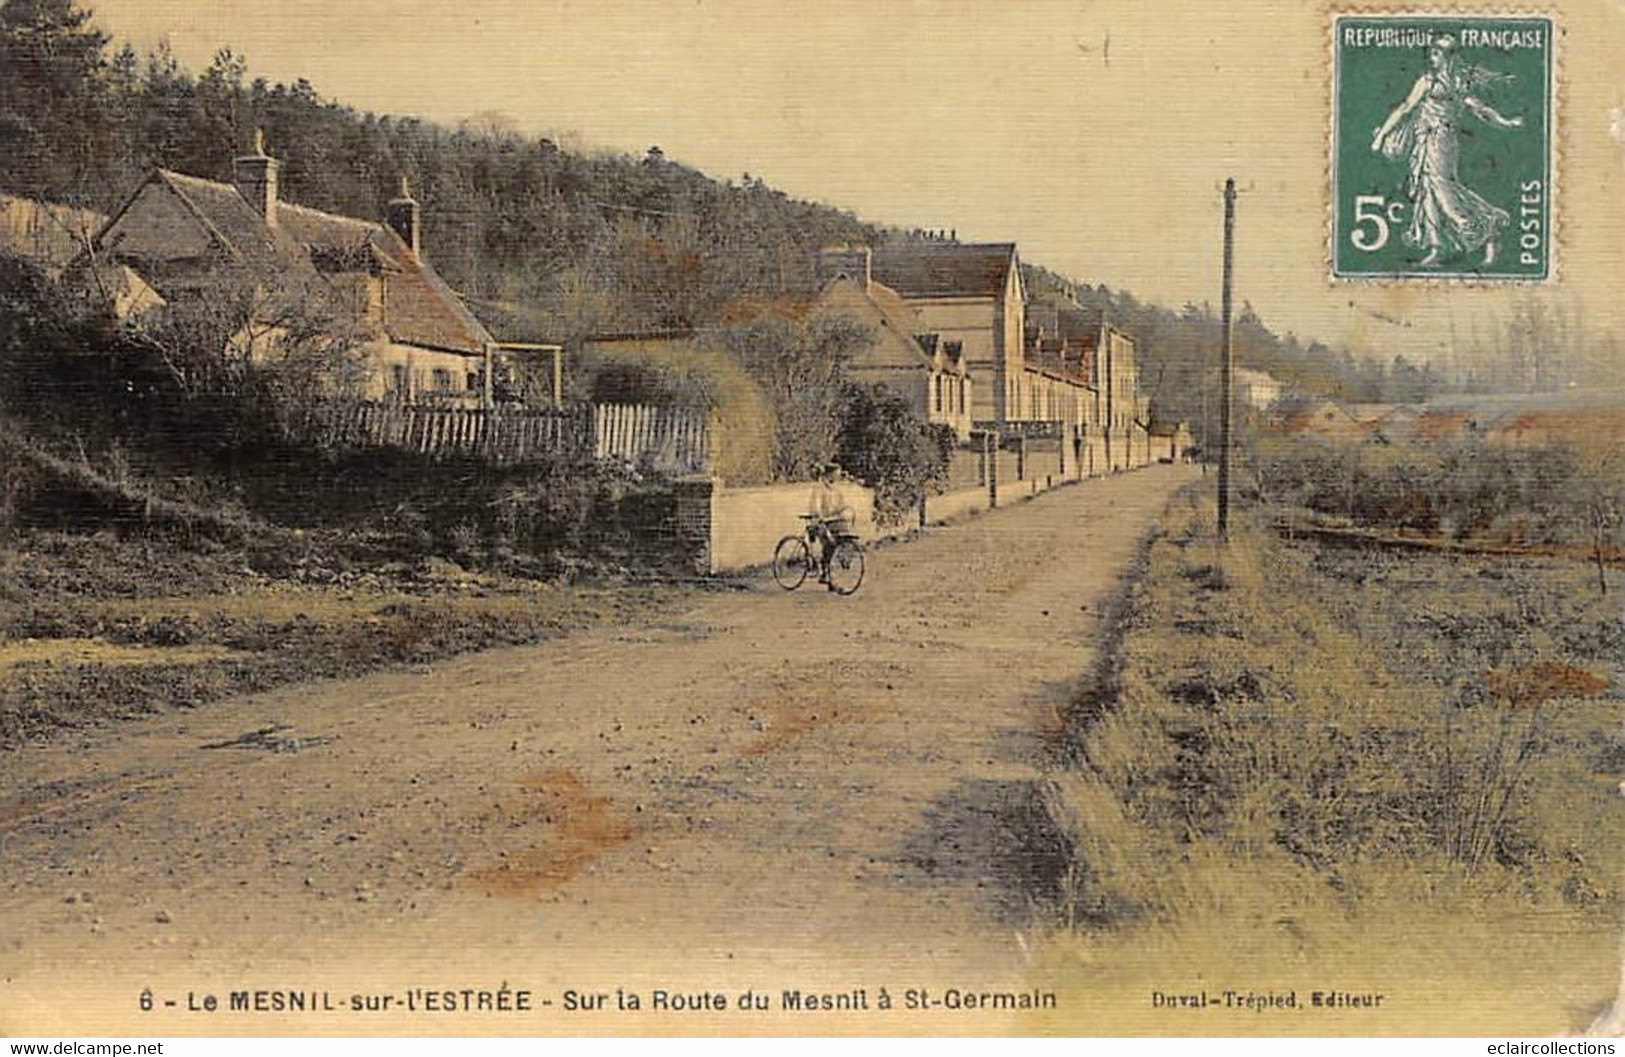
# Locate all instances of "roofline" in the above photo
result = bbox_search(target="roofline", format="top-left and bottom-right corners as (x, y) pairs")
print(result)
(584, 330), (699, 343)
(381, 338), (487, 358)
(153, 170), (247, 261)
(879, 240), (1017, 254)
(884, 292), (999, 304)
(90, 169), (242, 264)
(88, 176), (153, 255)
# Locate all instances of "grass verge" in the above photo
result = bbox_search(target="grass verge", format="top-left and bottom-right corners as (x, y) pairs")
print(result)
(1032, 488), (1623, 1035)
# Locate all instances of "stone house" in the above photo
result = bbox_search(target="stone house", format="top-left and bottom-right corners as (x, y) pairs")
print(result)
(1042, 305), (1145, 473)
(1096, 322), (1146, 471)
(871, 240), (1026, 427)
(1276, 398), (1371, 443)
(1148, 420), (1194, 463)
(85, 134), (502, 408)
(814, 247), (973, 439)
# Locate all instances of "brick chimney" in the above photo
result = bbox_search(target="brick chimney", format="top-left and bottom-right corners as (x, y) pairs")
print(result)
(233, 128), (279, 228)
(386, 175), (420, 257)
(815, 245), (872, 291)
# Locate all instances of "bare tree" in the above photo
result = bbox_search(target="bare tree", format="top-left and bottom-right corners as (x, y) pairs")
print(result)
(121, 263), (370, 445)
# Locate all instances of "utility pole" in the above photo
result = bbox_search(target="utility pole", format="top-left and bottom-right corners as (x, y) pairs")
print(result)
(1218, 177), (1237, 542)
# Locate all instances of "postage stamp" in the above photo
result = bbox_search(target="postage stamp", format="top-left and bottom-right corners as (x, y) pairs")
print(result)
(1331, 14), (1554, 281)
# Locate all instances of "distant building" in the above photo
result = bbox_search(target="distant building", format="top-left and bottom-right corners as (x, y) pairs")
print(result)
(1234, 368), (1284, 411)
(814, 247), (973, 439)
(871, 241), (1026, 426)
(1276, 398), (1369, 443)
(1148, 420), (1194, 463)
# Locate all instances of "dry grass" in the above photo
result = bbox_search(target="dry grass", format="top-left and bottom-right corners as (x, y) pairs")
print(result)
(0, 532), (678, 747)
(1034, 489), (1622, 1034)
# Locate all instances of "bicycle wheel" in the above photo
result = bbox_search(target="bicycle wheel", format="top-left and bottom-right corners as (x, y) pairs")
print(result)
(772, 535), (813, 590)
(827, 539), (865, 596)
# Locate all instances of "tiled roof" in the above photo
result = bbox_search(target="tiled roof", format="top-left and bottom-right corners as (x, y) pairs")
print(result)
(871, 242), (1017, 299)
(1056, 306), (1105, 343)
(117, 170), (492, 357)
(814, 276), (952, 373)
(156, 170), (311, 275)
(0, 193), (106, 271)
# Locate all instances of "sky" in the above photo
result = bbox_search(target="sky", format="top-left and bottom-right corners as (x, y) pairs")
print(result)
(85, 0), (1625, 373)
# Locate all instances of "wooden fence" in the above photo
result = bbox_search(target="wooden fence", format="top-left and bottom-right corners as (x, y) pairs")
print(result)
(592, 403), (710, 473)
(303, 402), (708, 473)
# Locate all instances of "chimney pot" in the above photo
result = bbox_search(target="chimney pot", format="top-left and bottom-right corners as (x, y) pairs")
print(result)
(233, 127), (279, 227)
(814, 245), (871, 291)
(386, 174), (421, 257)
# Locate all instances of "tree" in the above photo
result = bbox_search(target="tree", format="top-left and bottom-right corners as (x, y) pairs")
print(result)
(0, 0), (112, 200)
(119, 262), (369, 451)
(1559, 438), (1625, 595)
(723, 313), (872, 481)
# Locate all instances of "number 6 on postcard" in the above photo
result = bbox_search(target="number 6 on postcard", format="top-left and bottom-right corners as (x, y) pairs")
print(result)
(1331, 14), (1553, 280)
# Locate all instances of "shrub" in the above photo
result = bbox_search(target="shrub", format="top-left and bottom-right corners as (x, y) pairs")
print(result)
(722, 313), (873, 482)
(834, 381), (950, 526)
(579, 339), (776, 486)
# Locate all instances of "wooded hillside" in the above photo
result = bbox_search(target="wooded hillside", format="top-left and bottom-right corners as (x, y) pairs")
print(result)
(0, 0), (1405, 429)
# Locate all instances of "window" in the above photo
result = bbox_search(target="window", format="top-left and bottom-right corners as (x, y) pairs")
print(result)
(388, 364), (408, 395)
(934, 374), (943, 412)
(432, 368), (453, 392)
(467, 371), (481, 393)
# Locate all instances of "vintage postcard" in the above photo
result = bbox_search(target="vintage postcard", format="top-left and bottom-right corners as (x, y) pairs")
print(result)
(0, 0), (1622, 1042)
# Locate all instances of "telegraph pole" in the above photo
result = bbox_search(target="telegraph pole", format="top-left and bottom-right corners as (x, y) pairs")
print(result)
(1217, 177), (1236, 542)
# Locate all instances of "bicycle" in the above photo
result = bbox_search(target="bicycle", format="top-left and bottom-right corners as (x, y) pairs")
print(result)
(772, 513), (865, 595)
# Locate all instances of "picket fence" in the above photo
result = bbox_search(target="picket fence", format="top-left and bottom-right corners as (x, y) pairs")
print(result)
(307, 402), (709, 473)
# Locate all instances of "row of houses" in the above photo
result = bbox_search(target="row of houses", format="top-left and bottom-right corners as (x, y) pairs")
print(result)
(816, 241), (1170, 473)
(584, 242), (1179, 474)
(6, 134), (1187, 476)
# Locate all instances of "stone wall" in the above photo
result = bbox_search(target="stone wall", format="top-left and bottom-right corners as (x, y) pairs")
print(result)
(672, 425), (1164, 574)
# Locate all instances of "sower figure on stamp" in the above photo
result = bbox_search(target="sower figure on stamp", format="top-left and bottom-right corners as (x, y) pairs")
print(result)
(1371, 34), (1525, 268)
(805, 463), (853, 589)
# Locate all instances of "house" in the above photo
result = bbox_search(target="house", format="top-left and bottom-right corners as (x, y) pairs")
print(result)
(1275, 398), (1370, 443)
(1148, 420), (1194, 463)
(1, 193), (105, 275)
(1014, 309), (1097, 471)
(1235, 367), (1284, 411)
(814, 247), (973, 439)
(1363, 404), (1421, 445)
(871, 240), (1026, 427)
(1068, 310), (1143, 472)
(1009, 298), (1155, 476)
(84, 133), (505, 408)
(582, 248), (976, 451)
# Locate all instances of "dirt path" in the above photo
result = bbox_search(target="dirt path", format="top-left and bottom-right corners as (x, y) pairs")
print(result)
(0, 466), (1197, 1036)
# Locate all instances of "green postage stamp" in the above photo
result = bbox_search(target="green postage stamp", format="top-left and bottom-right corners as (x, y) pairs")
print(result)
(1332, 14), (1554, 281)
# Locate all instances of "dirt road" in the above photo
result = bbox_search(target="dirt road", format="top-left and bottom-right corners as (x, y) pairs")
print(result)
(0, 466), (1196, 1036)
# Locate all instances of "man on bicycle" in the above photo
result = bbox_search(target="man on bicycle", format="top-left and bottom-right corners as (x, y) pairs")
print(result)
(806, 463), (852, 587)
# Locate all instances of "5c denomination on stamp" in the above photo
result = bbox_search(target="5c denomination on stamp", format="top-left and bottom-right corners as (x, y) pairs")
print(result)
(1331, 13), (1553, 281)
